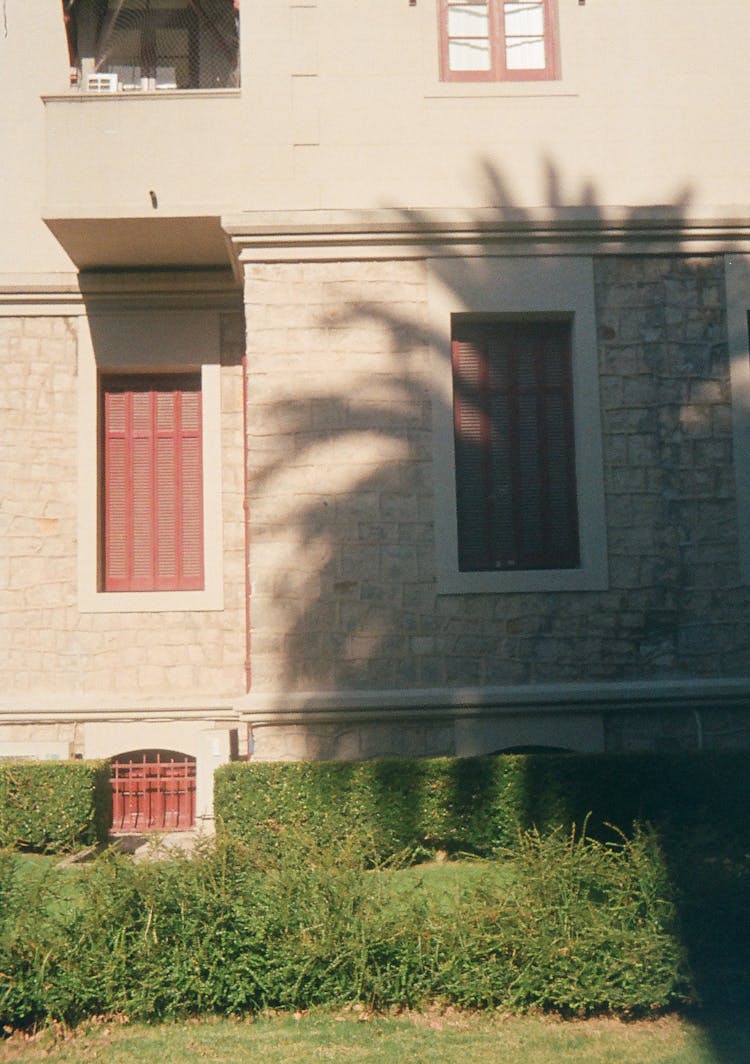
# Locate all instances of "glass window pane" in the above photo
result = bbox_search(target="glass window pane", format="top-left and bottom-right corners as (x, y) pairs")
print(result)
(506, 37), (546, 69)
(449, 38), (491, 71)
(504, 2), (545, 35)
(448, 4), (489, 38)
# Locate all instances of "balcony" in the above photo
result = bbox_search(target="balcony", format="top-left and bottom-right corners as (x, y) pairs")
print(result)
(44, 0), (242, 270)
(44, 89), (245, 269)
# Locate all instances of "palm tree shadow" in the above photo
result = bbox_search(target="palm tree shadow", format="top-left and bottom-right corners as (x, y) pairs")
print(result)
(245, 156), (748, 1056)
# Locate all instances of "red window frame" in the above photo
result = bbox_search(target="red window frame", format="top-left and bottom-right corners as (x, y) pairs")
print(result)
(452, 318), (579, 572)
(438, 0), (559, 83)
(101, 374), (204, 592)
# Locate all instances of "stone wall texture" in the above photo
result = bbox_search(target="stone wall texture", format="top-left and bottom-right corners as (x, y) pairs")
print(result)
(3, 253), (750, 757)
(245, 259), (435, 693)
(0, 312), (246, 698)
(245, 254), (750, 696)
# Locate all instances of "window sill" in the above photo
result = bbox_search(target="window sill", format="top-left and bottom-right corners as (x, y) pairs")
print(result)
(78, 587), (223, 615)
(437, 564), (608, 596)
(43, 89), (241, 103)
(424, 82), (578, 99)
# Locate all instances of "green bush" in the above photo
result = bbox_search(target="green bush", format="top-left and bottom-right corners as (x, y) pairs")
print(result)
(0, 761), (110, 853)
(0, 827), (692, 1028)
(215, 752), (750, 859)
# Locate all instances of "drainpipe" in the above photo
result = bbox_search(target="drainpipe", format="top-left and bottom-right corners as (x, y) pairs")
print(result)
(242, 353), (251, 695)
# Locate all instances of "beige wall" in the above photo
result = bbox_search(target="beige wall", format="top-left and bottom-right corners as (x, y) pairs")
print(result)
(1, 0), (743, 274)
(3, 1), (750, 763)
(0, 4), (73, 273)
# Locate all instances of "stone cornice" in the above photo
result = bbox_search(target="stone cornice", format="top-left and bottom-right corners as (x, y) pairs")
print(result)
(0, 697), (236, 724)
(0, 269), (241, 313)
(223, 207), (750, 263)
(237, 677), (750, 726)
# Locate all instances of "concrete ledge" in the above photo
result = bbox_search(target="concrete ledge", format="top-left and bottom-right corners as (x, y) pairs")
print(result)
(0, 697), (236, 724)
(223, 206), (750, 263)
(237, 678), (750, 725)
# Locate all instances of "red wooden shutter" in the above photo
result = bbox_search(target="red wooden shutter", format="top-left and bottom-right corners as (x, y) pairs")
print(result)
(453, 330), (492, 571)
(103, 375), (204, 592)
(452, 320), (578, 572)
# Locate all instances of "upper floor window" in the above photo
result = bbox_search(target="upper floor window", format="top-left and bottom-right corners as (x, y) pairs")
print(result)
(64, 0), (240, 92)
(439, 0), (559, 82)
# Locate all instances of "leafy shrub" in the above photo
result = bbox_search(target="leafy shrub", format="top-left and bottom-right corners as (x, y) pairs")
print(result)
(215, 752), (750, 858)
(0, 761), (110, 853)
(0, 826), (693, 1028)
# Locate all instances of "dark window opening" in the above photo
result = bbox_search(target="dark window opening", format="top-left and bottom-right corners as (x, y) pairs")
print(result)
(63, 0), (240, 91)
(452, 317), (579, 572)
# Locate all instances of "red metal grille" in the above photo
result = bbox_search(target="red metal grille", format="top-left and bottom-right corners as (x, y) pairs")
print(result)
(110, 750), (196, 833)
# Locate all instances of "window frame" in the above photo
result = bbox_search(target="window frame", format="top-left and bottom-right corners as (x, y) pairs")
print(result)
(438, 0), (560, 83)
(428, 255), (608, 595)
(452, 316), (580, 573)
(100, 372), (205, 593)
(77, 310), (224, 614)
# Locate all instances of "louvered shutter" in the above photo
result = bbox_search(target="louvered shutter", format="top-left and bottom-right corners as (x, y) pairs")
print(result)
(103, 376), (204, 592)
(536, 323), (579, 567)
(453, 332), (491, 571)
(452, 320), (578, 572)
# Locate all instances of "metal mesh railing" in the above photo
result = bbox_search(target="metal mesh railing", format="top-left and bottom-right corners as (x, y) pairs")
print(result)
(65, 0), (240, 91)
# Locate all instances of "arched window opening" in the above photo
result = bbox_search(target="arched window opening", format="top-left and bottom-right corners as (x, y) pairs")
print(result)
(110, 748), (196, 832)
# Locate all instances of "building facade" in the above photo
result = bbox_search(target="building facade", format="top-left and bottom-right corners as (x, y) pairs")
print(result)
(2, 1), (750, 826)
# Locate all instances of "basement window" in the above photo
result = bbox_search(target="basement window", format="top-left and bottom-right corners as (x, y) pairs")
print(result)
(63, 0), (240, 92)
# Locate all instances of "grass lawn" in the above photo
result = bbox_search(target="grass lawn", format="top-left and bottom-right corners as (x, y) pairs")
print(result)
(1, 1010), (748, 1063)
(6, 853), (87, 920)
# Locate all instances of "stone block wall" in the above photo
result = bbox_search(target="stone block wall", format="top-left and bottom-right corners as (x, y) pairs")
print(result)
(245, 254), (750, 698)
(0, 311), (246, 699)
(245, 259), (436, 692)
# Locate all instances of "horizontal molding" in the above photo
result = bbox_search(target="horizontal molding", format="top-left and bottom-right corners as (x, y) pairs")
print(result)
(238, 678), (750, 726)
(0, 272), (82, 314)
(3, 679), (749, 729)
(0, 697), (236, 725)
(223, 206), (750, 263)
(0, 269), (241, 313)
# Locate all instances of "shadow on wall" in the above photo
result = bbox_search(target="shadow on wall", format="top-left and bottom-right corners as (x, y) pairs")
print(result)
(242, 158), (750, 1058)
(247, 157), (749, 705)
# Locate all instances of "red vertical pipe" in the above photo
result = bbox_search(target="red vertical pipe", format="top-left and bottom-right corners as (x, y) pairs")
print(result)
(242, 354), (251, 694)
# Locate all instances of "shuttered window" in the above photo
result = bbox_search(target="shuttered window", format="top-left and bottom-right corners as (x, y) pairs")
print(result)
(102, 375), (204, 592)
(452, 319), (579, 572)
(439, 0), (559, 82)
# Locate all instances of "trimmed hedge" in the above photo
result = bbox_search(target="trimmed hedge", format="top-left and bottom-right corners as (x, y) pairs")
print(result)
(0, 828), (693, 1027)
(215, 751), (750, 858)
(0, 761), (111, 853)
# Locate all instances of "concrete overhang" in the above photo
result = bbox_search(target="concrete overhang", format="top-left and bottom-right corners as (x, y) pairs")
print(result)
(43, 213), (234, 272)
(223, 206), (750, 263)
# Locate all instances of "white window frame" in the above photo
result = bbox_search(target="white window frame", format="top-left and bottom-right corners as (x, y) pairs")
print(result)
(428, 254), (608, 594)
(77, 310), (224, 613)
